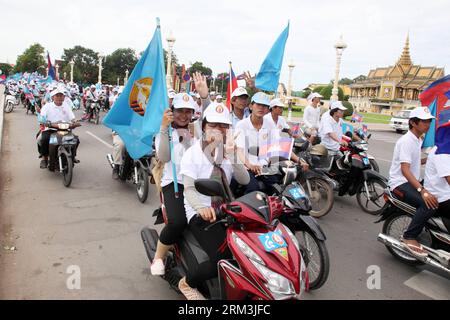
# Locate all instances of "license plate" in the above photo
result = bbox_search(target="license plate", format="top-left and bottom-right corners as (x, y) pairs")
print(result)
(289, 186), (306, 200)
(258, 231), (287, 252)
(362, 157), (370, 166)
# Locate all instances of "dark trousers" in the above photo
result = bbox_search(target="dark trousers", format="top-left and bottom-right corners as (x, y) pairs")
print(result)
(231, 171), (281, 195)
(159, 183), (187, 246)
(395, 182), (436, 240)
(185, 216), (231, 288)
(40, 130), (53, 157)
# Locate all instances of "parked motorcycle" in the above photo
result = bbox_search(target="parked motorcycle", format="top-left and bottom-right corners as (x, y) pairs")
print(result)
(106, 151), (153, 203)
(141, 172), (310, 299)
(377, 188), (450, 275)
(3, 88), (20, 113)
(41, 122), (81, 187)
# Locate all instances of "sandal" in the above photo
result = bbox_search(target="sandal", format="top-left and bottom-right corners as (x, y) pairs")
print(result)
(401, 240), (428, 258)
(178, 277), (206, 300)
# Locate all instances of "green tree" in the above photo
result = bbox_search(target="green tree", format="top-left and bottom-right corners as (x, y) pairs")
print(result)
(14, 43), (46, 74)
(188, 62), (212, 77)
(319, 85), (344, 101)
(102, 48), (138, 85)
(302, 89), (312, 98)
(60, 46), (99, 85)
(342, 101), (354, 118)
(339, 78), (354, 85)
(0, 63), (14, 77)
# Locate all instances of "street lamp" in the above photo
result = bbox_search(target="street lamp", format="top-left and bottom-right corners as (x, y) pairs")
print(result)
(97, 53), (104, 84)
(55, 64), (60, 80)
(331, 35), (347, 102)
(63, 72), (67, 80)
(69, 59), (75, 84)
(117, 77), (120, 86)
(166, 30), (176, 90)
(287, 59), (295, 121)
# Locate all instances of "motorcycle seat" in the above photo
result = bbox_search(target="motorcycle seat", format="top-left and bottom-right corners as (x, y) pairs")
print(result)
(179, 230), (210, 265)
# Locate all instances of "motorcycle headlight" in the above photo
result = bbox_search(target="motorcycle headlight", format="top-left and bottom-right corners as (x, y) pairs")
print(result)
(231, 232), (265, 265)
(250, 260), (296, 300)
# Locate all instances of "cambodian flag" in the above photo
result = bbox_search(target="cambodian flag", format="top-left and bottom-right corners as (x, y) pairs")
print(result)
(259, 137), (294, 160)
(288, 121), (301, 136)
(420, 75), (450, 127)
(362, 124), (368, 135)
(226, 64), (238, 110)
(47, 52), (56, 81)
(351, 112), (363, 123)
(435, 121), (450, 155)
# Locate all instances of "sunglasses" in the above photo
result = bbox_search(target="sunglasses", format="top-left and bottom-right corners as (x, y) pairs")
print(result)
(207, 123), (229, 129)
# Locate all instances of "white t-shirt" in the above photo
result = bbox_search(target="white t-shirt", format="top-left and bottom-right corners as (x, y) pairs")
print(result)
(180, 140), (233, 223)
(264, 113), (290, 131)
(388, 131), (422, 190)
(155, 129), (193, 188)
(318, 115), (343, 152)
(303, 105), (321, 129)
(424, 146), (450, 203)
(235, 116), (279, 166)
(40, 102), (75, 130)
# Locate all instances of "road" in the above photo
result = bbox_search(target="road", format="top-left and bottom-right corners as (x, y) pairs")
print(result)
(0, 92), (449, 300)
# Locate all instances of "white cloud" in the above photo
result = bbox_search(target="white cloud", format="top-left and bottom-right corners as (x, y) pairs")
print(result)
(1, 0), (449, 90)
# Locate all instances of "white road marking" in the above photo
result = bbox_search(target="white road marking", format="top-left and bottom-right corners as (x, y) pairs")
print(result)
(404, 270), (450, 300)
(376, 158), (391, 163)
(86, 131), (113, 148)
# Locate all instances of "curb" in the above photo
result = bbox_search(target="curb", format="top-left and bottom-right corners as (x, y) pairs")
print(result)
(0, 85), (4, 152)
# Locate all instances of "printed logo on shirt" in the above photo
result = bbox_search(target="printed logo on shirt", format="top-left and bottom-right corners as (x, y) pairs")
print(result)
(129, 77), (153, 116)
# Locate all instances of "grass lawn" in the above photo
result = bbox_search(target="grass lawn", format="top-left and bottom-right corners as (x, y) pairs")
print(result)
(282, 109), (391, 124)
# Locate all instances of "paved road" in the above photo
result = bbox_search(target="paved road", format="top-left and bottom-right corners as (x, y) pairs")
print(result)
(0, 93), (449, 300)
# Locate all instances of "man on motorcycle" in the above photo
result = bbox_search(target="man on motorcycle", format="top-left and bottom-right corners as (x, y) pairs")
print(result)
(83, 85), (98, 120)
(388, 107), (439, 257)
(265, 98), (300, 138)
(38, 87), (79, 170)
(303, 92), (323, 136)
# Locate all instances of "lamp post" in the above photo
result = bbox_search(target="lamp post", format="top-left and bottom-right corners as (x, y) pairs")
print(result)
(124, 69), (129, 85)
(331, 35), (347, 102)
(287, 59), (295, 121)
(166, 30), (176, 90)
(69, 59), (75, 84)
(97, 53), (104, 84)
(63, 72), (67, 81)
(117, 77), (120, 86)
(55, 64), (60, 80)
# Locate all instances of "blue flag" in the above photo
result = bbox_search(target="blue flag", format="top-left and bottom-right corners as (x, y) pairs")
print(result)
(255, 22), (290, 92)
(422, 98), (437, 149)
(103, 20), (168, 160)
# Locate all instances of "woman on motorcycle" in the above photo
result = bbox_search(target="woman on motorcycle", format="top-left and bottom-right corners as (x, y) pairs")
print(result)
(150, 93), (197, 276)
(177, 103), (250, 300)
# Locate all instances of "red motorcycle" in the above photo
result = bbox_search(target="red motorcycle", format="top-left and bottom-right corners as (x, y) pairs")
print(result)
(141, 176), (310, 300)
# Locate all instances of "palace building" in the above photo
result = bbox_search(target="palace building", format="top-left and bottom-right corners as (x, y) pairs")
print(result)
(349, 35), (445, 114)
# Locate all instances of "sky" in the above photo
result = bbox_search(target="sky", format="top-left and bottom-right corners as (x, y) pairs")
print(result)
(1, 0), (449, 90)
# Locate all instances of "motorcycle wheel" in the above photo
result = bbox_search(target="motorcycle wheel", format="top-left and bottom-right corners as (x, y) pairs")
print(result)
(295, 230), (330, 290)
(302, 177), (334, 218)
(356, 178), (387, 215)
(4, 101), (14, 113)
(382, 214), (428, 266)
(370, 159), (380, 173)
(136, 166), (149, 203)
(60, 152), (73, 187)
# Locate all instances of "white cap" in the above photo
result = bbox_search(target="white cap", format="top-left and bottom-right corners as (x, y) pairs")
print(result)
(172, 93), (197, 110)
(50, 87), (66, 97)
(270, 98), (285, 109)
(329, 101), (347, 111)
(202, 103), (232, 125)
(168, 91), (176, 99)
(210, 91), (216, 96)
(90, 85), (96, 89)
(409, 107), (435, 120)
(307, 92), (323, 101)
(216, 95), (223, 99)
(231, 87), (249, 99)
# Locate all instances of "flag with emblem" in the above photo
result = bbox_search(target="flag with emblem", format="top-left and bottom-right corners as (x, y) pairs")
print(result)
(103, 18), (168, 159)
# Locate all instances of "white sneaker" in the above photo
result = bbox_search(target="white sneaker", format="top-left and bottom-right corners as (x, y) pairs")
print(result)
(150, 258), (165, 276)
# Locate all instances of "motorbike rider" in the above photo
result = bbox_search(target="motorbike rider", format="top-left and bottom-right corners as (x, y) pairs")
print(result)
(150, 93), (197, 276)
(38, 87), (79, 170)
(388, 107), (439, 257)
(264, 98), (300, 138)
(83, 85), (98, 119)
(178, 103), (250, 300)
(229, 87), (250, 129)
(303, 92), (323, 136)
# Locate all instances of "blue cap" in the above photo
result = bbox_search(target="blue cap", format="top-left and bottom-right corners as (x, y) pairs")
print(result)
(251, 92), (270, 106)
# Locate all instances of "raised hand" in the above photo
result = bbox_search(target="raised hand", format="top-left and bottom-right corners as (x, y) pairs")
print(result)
(161, 108), (174, 130)
(244, 71), (255, 89)
(193, 72), (209, 99)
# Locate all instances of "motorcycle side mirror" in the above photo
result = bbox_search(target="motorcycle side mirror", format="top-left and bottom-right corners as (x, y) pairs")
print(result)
(195, 179), (229, 201)
(367, 133), (372, 140)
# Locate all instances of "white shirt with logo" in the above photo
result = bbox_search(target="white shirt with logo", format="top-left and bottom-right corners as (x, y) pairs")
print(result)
(264, 113), (289, 132)
(318, 115), (343, 152)
(388, 131), (422, 190)
(424, 146), (450, 203)
(40, 102), (75, 130)
(180, 140), (233, 223)
(303, 105), (321, 129)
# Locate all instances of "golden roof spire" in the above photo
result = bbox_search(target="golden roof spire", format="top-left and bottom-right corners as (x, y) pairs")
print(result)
(398, 33), (412, 67)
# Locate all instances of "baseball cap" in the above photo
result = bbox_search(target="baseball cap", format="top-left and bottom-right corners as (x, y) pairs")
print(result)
(329, 101), (347, 111)
(172, 93), (196, 110)
(231, 87), (249, 99)
(202, 103), (232, 125)
(216, 95), (223, 99)
(251, 92), (270, 106)
(409, 107), (435, 120)
(50, 87), (66, 97)
(90, 85), (96, 89)
(269, 98), (285, 109)
(307, 92), (323, 101)
(168, 91), (176, 99)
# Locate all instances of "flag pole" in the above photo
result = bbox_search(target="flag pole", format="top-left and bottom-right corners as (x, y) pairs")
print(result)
(228, 61), (232, 110)
(158, 17), (180, 198)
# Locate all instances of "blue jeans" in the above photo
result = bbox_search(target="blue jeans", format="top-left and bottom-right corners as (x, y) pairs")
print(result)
(395, 182), (436, 240)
